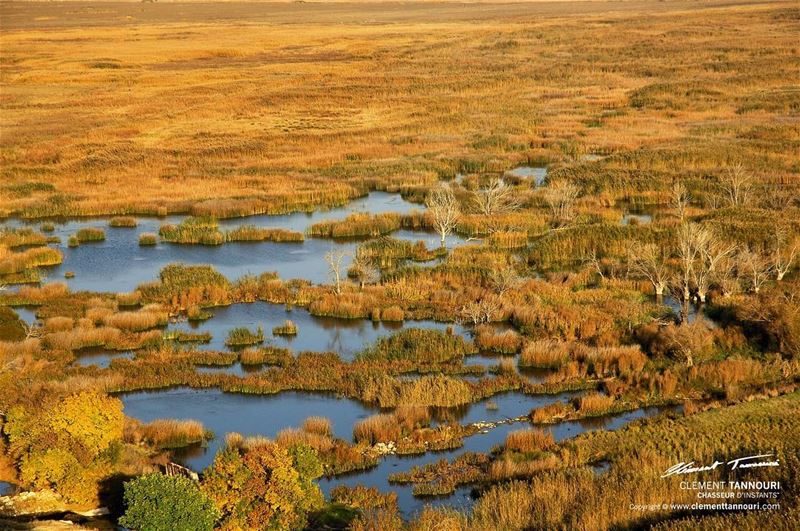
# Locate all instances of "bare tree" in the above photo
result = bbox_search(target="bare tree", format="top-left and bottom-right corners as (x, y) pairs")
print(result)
(670, 182), (690, 221)
(693, 228), (736, 303)
(490, 263), (522, 296)
(737, 249), (771, 294)
(324, 248), (349, 294)
(716, 254), (740, 297)
(772, 225), (799, 281)
(542, 181), (580, 227)
(676, 223), (735, 303)
(471, 178), (520, 217)
(761, 185), (797, 211)
(584, 248), (607, 282)
(459, 301), (485, 325)
(349, 252), (380, 289)
(627, 241), (670, 298)
(676, 223), (702, 302)
(426, 185), (461, 247)
(719, 163), (752, 208)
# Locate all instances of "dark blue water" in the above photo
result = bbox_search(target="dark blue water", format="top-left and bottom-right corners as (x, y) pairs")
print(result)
(2, 193), (467, 292)
(167, 302), (467, 361)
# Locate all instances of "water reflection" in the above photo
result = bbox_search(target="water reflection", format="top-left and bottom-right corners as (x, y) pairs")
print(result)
(168, 302), (467, 361)
(1, 193), (467, 292)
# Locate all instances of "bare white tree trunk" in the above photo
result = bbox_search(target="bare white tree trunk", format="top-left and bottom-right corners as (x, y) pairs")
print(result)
(471, 178), (520, 217)
(719, 163), (752, 208)
(542, 181), (580, 227)
(324, 248), (349, 294)
(427, 185), (461, 247)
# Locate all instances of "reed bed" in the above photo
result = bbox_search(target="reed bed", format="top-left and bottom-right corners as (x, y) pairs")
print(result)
(225, 326), (264, 346)
(0, 246), (62, 276)
(272, 319), (298, 336)
(357, 328), (473, 364)
(74, 227), (105, 243)
(159, 217), (305, 245)
(138, 233), (157, 246)
(0, 228), (48, 248)
(138, 419), (210, 449)
(109, 216), (137, 228)
(309, 213), (402, 239)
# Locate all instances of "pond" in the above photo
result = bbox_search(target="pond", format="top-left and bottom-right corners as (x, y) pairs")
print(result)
(621, 213), (653, 225)
(2, 192), (467, 292)
(119, 385), (671, 518)
(73, 348), (134, 368)
(166, 302), (468, 361)
(120, 388), (378, 471)
(11, 306), (38, 326)
(505, 166), (547, 186)
(320, 404), (673, 518)
(119, 388), (570, 473)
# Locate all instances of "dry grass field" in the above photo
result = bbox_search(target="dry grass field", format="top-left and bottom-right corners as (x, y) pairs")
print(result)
(1, 2), (799, 529)
(1, 0), (797, 218)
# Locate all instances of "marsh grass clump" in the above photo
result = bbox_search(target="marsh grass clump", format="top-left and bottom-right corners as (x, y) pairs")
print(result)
(103, 308), (168, 331)
(576, 392), (616, 416)
(74, 227), (105, 243)
(380, 306), (404, 322)
(0, 246), (62, 276)
(272, 319), (298, 336)
(138, 419), (211, 449)
(505, 428), (555, 453)
(239, 346), (292, 366)
(159, 217), (224, 245)
(475, 325), (522, 354)
(302, 416), (332, 437)
(226, 225), (304, 243)
(109, 216), (137, 228)
(164, 330), (212, 343)
(309, 213), (401, 239)
(225, 326), (264, 347)
(519, 340), (571, 368)
(353, 406), (430, 445)
(160, 218), (303, 245)
(357, 328), (472, 364)
(138, 264), (231, 307)
(0, 228), (48, 248)
(138, 233), (157, 246)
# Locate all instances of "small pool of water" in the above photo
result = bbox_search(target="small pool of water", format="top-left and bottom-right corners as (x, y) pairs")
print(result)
(168, 302), (467, 361)
(11, 306), (38, 326)
(0, 481), (18, 496)
(621, 213), (653, 225)
(74, 348), (134, 368)
(505, 166), (547, 186)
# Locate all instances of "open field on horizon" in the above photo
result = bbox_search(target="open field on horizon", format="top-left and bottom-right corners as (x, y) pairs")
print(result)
(0, 1), (799, 530)
(1, 0), (797, 218)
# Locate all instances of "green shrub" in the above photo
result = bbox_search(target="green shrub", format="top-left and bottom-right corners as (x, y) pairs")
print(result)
(120, 474), (219, 531)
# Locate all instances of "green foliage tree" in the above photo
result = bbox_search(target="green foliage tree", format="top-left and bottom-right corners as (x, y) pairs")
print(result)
(201, 440), (324, 530)
(119, 473), (219, 531)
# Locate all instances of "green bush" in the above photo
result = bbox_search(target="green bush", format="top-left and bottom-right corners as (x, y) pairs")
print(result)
(120, 473), (218, 531)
